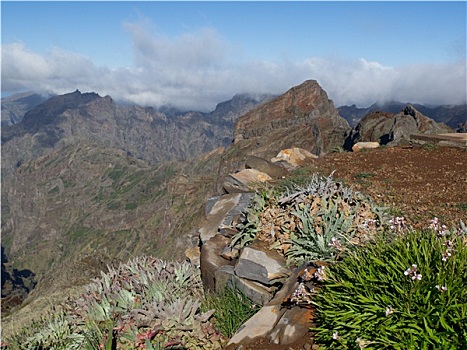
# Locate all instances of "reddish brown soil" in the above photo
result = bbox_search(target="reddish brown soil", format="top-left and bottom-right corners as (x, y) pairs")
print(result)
(313, 146), (466, 230)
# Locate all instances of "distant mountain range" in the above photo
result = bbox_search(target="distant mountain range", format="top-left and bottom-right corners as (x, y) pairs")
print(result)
(3, 92), (466, 131)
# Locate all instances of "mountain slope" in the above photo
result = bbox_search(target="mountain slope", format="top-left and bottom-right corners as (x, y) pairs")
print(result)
(1, 92), (50, 126)
(1, 89), (276, 325)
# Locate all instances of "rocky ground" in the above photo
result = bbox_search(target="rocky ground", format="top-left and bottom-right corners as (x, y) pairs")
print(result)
(312, 145), (466, 230)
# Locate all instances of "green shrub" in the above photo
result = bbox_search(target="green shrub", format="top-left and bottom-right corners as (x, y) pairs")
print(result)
(312, 225), (467, 349)
(231, 172), (388, 265)
(202, 287), (259, 338)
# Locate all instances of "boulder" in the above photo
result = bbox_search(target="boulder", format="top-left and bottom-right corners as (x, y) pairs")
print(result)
(234, 240), (288, 286)
(271, 147), (318, 171)
(230, 274), (274, 305)
(214, 265), (273, 305)
(226, 304), (313, 348)
(223, 169), (272, 194)
(269, 307), (314, 345)
(227, 305), (285, 346)
(351, 141), (380, 152)
(245, 155), (288, 178)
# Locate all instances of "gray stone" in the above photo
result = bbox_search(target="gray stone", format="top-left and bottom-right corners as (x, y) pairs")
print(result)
(220, 192), (254, 229)
(200, 234), (231, 292)
(235, 240), (288, 286)
(214, 265), (235, 292)
(230, 274), (274, 305)
(220, 244), (240, 260)
(199, 192), (254, 244)
(205, 195), (222, 217)
(199, 193), (243, 243)
(227, 305), (285, 346)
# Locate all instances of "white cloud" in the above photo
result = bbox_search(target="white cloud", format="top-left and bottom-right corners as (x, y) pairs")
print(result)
(2, 23), (466, 111)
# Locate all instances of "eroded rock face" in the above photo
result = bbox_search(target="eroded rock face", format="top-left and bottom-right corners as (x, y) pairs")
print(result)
(346, 105), (454, 148)
(233, 80), (350, 157)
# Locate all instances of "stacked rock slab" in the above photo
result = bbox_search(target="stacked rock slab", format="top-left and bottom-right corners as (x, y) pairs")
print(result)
(193, 149), (320, 349)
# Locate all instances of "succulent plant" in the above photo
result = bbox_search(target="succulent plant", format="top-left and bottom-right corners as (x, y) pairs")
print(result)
(61, 256), (224, 349)
(231, 172), (389, 264)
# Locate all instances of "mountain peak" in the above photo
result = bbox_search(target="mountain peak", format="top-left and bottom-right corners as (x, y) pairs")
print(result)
(233, 80), (350, 157)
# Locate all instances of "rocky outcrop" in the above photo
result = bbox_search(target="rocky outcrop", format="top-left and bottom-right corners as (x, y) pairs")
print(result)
(234, 80), (350, 157)
(338, 101), (467, 131)
(271, 147), (319, 171)
(194, 151), (322, 349)
(346, 105), (454, 149)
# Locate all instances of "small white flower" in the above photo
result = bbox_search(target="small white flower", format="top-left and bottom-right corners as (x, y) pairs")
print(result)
(435, 285), (448, 293)
(332, 331), (339, 340)
(385, 305), (394, 316)
(412, 273), (422, 281)
(314, 266), (326, 281)
(404, 264), (417, 276)
(442, 251), (452, 261)
(328, 237), (342, 250)
(443, 240), (453, 249)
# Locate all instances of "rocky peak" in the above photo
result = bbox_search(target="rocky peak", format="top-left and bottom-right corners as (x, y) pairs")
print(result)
(233, 80), (350, 157)
(345, 105), (454, 148)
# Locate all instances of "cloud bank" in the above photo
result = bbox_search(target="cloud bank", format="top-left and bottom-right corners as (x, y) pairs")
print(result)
(2, 23), (466, 111)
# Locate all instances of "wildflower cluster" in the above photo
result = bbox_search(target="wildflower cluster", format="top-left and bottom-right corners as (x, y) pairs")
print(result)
(404, 263), (422, 281)
(388, 216), (406, 233)
(429, 217), (448, 236)
(290, 282), (314, 306)
(314, 266), (326, 281)
(385, 305), (395, 317)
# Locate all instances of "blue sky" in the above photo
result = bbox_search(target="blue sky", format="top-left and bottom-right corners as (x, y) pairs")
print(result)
(2, 1), (466, 110)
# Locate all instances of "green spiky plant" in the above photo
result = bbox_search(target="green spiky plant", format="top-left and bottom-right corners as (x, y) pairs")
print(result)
(311, 220), (467, 349)
(201, 286), (259, 338)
